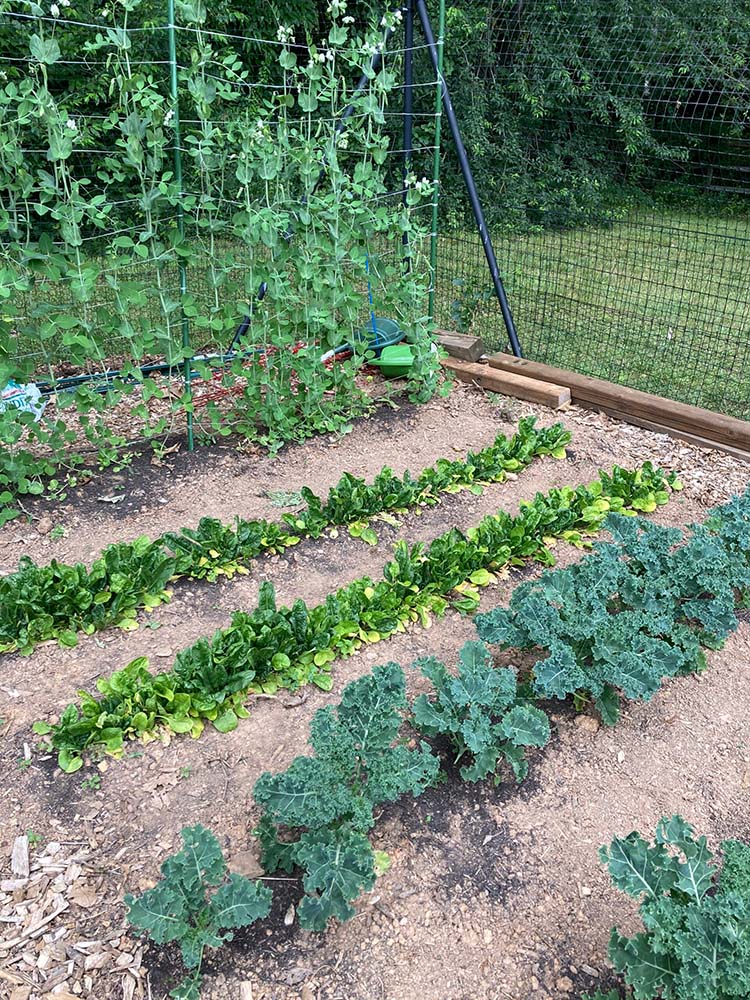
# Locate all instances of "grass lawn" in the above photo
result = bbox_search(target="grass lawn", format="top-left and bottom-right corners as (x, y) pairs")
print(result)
(7, 206), (750, 419)
(435, 206), (750, 419)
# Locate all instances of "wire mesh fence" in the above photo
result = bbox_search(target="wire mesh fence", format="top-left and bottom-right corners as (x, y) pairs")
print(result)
(3, 0), (749, 528)
(433, 0), (750, 419)
(0, 0), (443, 520)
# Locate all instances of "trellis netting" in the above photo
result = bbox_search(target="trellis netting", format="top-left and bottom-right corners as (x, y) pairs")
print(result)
(0, 0), (442, 523)
(434, 0), (750, 421)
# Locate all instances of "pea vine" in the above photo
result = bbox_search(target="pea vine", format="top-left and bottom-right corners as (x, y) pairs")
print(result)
(34, 461), (681, 772)
(0, 0), (437, 525)
(1, 417), (569, 656)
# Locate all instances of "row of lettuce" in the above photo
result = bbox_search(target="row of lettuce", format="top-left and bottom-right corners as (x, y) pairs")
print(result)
(34, 462), (680, 772)
(1, 417), (570, 656)
(125, 487), (750, 1000)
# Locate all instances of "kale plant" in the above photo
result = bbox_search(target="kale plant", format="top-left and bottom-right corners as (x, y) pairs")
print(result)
(253, 663), (439, 930)
(475, 498), (750, 725)
(125, 825), (271, 1000)
(412, 641), (550, 782)
(598, 817), (750, 1000)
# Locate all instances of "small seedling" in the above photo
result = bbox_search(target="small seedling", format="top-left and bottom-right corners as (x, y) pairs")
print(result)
(81, 774), (101, 791)
(49, 524), (67, 540)
(27, 830), (42, 848)
(178, 766), (192, 780)
(17, 757), (31, 771)
(126, 824), (271, 998)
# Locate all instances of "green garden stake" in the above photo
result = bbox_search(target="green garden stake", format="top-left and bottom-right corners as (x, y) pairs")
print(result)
(167, 0), (194, 451)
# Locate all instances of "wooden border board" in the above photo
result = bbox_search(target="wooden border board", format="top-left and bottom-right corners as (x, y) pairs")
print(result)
(435, 331), (485, 362)
(441, 357), (571, 409)
(487, 352), (750, 454)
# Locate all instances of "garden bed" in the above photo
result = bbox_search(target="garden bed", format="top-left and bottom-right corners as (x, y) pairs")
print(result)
(1, 385), (749, 1000)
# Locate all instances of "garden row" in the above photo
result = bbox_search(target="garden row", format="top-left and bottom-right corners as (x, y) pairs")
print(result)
(35, 461), (680, 772)
(1, 417), (569, 656)
(126, 487), (750, 1000)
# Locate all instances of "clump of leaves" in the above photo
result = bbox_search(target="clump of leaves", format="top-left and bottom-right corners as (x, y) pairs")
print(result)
(125, 825), (271, 1000)
(598, 816), (750, 999)
(0, 420), (565, 656)
(719, 839), (750, 899)
(253, 663), (439, 930)
(40, 462), (680, 771)
(412, 640), (550, 781)
(475, 495), (750, 725)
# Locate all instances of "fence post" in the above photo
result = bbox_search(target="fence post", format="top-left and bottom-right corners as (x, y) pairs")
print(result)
(427, 0), (445, 326)
(167, 0), (194, 451)
(402, 0), (414, 267)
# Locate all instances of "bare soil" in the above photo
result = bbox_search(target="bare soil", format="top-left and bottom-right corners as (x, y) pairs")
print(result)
(1, 385), (749, 1000)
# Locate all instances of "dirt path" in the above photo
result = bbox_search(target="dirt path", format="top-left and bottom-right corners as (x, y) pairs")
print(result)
(1, 387), (748, 1000)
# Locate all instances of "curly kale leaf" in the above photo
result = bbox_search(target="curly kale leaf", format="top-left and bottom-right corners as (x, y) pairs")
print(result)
(125, 825), (271, 999)
(255, 662), (439, 834)
(413, 641), (549, 782)
(600, 817), (750, 1000)
(295, 829), (377, 931)
(720, 840), (750, 899)
(254, 663), (439, 929)
(476, 505), (750, 725)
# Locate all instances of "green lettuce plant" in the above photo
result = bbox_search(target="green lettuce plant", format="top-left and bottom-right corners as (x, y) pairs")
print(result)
(1, 419), (568, 655)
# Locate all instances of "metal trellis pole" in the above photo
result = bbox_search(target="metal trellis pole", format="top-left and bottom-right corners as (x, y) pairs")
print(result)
(167, 0), (194, 450)
(417, 0), (523, 358)
(427, 0), (444, 326)
(402, 0), (414, 267)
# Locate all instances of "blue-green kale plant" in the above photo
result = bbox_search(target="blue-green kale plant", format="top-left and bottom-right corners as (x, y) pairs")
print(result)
(253, 663), (440, 930)
(412, 640), (550, 782)
(475, 489), (750, 725)
(594, 817), (750, 1000)
(125, 824), (271, 1000)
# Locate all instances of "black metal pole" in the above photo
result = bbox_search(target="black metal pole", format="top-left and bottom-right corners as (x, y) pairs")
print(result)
(402, 0), (414, 264)
(416, 0), (523, 358)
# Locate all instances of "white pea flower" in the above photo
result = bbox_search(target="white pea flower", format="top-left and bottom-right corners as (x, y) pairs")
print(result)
(326, 0), (346, 15)
(164, 109), (174, 126)
(50, 3), (60, 16)
(60, 0), (71, 7)
(342, 15), (354, 24)
(317, 51), (326, 63)
(65, 116), (77, 131)
(324, 48), (334, 62)
(276, 24), (295, 45)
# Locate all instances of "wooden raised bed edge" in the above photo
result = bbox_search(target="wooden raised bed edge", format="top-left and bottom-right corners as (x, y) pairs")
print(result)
(486, 352), (750, 460)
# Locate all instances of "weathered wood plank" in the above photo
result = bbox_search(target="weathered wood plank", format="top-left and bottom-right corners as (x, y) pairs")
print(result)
(441, 357), (571, 409)
(436, 330), (485, 362)
(487, 353), (750, 450)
